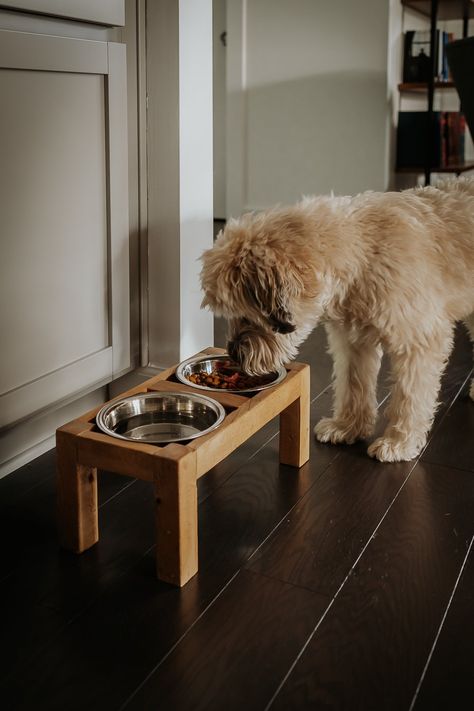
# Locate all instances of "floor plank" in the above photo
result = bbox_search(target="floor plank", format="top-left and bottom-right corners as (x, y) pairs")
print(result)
(0, 474), (155, 683)
(0, 392), (339, 709)
(422, 380), (474, 472)
(123, 569), (328, 711)
(0, 448), (56, 505)
(244, 335), (472, 595)
(412, 538), (474, 710)
(267, 460), (474, 711)
(246, 446), (415, 594)
(0, 322), (471, 711)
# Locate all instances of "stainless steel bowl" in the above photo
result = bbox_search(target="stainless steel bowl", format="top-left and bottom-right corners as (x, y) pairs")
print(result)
(96, 391), (225, 444)
(176, 355), (287, 393)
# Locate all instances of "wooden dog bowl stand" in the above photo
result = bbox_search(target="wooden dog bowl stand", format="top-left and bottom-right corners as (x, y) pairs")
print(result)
(56, 347), (310, 587)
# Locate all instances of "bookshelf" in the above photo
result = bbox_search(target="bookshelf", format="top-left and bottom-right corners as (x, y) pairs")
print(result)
(397, 0), (474, 183)
(398, 81), (455, 90)
(402, 0), (474, 23)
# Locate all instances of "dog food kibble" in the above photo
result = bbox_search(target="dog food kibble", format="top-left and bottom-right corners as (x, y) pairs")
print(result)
(187, 362), (275, 390)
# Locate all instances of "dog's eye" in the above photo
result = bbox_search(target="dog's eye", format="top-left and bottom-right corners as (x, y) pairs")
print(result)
(270, 318), (296, 334)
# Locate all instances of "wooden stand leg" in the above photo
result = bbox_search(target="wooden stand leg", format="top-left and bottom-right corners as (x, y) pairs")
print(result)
(56, 429), (99, 553)
(154, 445), (198, 587)
(279, 366), (310, 467)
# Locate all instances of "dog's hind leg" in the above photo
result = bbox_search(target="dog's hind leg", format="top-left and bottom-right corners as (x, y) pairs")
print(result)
(368, 325), (454, 462)
(315, 323), (382, 445)
(463, 313), (474, 401)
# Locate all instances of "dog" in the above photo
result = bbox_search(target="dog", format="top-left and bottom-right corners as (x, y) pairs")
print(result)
(200, 178), (474, 462)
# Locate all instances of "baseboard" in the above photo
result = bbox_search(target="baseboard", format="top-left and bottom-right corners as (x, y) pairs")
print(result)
(0, 435), (56, 480)
(0, 387), (107, 480)
(0, 367), (163, 480)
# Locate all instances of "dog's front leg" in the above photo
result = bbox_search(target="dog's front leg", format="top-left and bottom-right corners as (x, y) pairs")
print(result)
(315, 323), (382, 445)
(368, 328), (454, 462)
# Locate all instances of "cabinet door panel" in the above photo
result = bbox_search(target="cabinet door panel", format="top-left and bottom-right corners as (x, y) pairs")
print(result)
(0, 69), (109, 392)
(0, 31), (129, 429)
(0, 1), (125, 26)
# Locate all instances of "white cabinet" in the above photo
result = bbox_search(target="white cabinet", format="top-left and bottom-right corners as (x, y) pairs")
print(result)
(0, 1), (124, 26)
(0, 29), (130, 430)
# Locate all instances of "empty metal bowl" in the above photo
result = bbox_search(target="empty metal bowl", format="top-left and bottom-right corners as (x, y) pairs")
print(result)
(176, 354), (287, 393)
(96, 391), (225, 444)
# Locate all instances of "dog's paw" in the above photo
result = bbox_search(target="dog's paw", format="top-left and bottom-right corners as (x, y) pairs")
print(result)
(314, 417), (371, 446)
(367, 436), (423, 463)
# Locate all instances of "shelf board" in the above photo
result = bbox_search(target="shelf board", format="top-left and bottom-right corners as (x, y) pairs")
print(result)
(396, 161), (474, 173)
(401, 0), (474, 21)
(398, 81), (456, 92)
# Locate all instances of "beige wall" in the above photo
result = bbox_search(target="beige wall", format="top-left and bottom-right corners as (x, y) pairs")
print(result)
(224, 0), (391, 216)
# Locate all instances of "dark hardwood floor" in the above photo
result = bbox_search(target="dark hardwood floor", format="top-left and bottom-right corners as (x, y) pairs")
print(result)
(1, 323), (473, 711)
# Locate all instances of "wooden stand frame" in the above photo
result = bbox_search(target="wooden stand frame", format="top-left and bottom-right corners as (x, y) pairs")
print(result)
(56, 348), (310, 587)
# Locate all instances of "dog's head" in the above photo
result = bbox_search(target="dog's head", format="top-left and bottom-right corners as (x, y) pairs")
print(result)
(200, 210), (321, 374)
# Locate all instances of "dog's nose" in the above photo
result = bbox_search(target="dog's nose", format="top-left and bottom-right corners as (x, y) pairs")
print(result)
(227, 340), (239, 362)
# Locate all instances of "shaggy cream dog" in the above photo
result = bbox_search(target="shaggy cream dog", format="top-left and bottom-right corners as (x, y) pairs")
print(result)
(200, 178), (474, 462)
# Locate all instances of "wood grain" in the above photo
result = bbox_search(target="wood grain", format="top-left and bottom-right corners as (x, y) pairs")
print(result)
(279, 363), (310, 467)
(268, 460), (474, 711)
(154, 444), (198, 586)
(412, 539), (474, 709)
(1, 324), (472, 710)
(56, 428), (99, 553)
(246, 445), (415, 593)
(123, 569), (328, 711)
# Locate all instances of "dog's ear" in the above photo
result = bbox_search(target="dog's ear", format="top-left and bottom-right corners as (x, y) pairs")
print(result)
(244, 263), (300, 334)
(200, 244), (240, 313)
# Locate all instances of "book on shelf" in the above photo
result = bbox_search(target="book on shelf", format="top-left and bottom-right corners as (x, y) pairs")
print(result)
(396, 111), (466, 169)
(446, 36), (474, 141)
(403, 30), (453, 83)
(440, 112), (466, 166)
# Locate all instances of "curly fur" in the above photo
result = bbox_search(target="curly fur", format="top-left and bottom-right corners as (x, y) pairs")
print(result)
(200, 178), (474, 462)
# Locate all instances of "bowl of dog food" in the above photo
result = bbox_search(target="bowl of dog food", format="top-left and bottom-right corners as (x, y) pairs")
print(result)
(96, 391), (226, 444)
(176, 354), (287, 393)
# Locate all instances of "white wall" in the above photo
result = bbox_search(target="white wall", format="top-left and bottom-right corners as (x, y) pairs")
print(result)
(225, 0), (391, 215)
(213, 0), (227, 218)
(146, 0), (214, 369)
